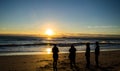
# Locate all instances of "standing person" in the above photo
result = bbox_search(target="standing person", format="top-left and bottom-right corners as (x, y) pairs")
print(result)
(69, 44), (76, 68)
(52, 44), (59, 71)
(85, 42), (90, 68)
(95, 41), (100, 67)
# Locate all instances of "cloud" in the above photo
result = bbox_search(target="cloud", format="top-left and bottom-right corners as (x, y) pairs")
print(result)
(87, 25), (119, 29)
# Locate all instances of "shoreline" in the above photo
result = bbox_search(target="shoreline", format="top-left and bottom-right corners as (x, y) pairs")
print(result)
(0, 49), (120, 56)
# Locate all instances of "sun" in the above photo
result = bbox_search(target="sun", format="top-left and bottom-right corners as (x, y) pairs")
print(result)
(45, 29), (54, 36)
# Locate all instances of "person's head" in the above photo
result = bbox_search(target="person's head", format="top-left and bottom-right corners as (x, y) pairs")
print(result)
(96, 41), (99, 46)
(71, 44), (74, 48)
(86, 42), (90, 47)
(53, 44), (57, 47)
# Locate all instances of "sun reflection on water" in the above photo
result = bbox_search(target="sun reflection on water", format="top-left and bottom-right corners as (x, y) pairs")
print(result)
(46, 48), (52, 54)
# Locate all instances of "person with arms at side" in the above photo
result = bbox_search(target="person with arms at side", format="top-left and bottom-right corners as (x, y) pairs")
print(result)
(69, 44), (76, 68)
(95, 41), (100, 67)
(85, 42), (90, 68)
(52, 44), (59, 71)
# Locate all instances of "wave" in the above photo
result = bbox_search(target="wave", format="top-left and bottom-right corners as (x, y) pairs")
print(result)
(0, 35), (120, 47)
(0, 42), (120, 47)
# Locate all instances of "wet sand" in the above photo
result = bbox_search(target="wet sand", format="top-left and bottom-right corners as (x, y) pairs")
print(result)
(0, 50), (120, 71)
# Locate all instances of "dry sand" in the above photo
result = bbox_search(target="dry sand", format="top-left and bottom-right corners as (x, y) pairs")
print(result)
(0, 50), (120, 71)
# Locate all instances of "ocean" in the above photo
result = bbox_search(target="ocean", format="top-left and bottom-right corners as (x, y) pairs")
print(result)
(0, 35), (120, 56)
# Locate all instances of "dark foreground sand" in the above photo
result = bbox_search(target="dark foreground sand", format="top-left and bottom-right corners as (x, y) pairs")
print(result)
(0, 51), (120, 71)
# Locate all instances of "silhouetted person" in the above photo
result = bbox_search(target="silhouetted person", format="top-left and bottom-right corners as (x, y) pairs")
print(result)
(52, 44), (59, 71)
(95, 41), (100, 67)
(69, 44), (76, 68)
(85, 43), (90, 68)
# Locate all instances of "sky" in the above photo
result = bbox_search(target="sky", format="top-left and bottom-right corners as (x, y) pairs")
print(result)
(0, 0), (120, 35)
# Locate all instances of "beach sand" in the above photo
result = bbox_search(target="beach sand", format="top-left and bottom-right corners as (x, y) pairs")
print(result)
(0, 50), (120, 71)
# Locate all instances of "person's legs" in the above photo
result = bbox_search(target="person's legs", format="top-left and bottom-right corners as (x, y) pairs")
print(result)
(95, 55), (99, 67)
(53, 62), (57, 71)
(86, 56), (90, 68)
(53, 59), (58, 71)
(88, 57), (90, 67)
(53, 58), (57, 67)
(55, 61), (57, 67)
(70, 59), (73, 68)
(54, 59), (57, 67)
(55, 59), (58, 71)
(73, 58), (76, 67)
(86, 57), (87, 67)
(53, 59), (55, 68)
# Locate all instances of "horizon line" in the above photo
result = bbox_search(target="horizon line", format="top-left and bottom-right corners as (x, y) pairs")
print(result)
(0, 33), (120, 37)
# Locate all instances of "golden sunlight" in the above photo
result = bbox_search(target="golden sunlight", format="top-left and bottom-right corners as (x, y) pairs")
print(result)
(46, 48), (52, 54)
(45, 29), (54, 36)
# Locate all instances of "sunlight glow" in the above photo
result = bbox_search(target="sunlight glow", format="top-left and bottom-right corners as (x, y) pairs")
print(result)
(46, 48), (52, 54)
(45, 29), (54, 36)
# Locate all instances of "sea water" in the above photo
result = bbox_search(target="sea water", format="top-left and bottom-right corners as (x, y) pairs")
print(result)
(0, 35), (120, 56)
